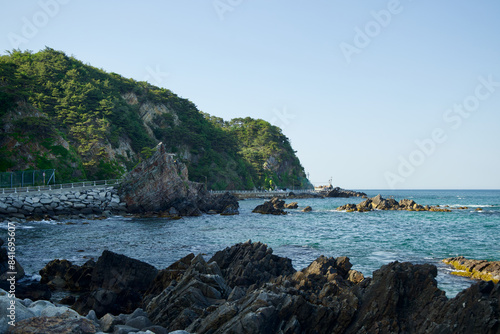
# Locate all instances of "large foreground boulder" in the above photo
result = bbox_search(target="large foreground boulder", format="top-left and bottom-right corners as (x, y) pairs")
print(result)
(72, 250), (158, 317)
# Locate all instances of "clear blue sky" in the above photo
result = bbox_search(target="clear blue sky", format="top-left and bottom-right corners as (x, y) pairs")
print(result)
(2, 1), (500, 189)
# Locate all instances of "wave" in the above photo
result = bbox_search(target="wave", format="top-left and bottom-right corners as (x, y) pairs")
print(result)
(444, 204), (496, 208)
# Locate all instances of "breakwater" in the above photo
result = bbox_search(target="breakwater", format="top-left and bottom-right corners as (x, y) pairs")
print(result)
(0, 186), (127, 220)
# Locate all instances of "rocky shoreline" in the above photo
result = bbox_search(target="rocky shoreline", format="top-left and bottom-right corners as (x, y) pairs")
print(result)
(1, 240), (499, 333)
(443, 256), (500, 283)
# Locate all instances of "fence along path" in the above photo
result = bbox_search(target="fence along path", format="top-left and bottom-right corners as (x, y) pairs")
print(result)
(0, 179), (122, 197)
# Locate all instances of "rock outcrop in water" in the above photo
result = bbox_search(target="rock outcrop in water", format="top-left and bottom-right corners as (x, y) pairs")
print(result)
(119, 142), (239, 216)
(252, 197), (288, 215)
(443, 256), (500, 283)
(323, 186), (367, 198)
(337, 194), (452, 212)
(28, 242), (500, 333)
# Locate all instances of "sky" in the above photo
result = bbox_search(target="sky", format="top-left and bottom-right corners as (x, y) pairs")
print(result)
(1, 0), (500, 189)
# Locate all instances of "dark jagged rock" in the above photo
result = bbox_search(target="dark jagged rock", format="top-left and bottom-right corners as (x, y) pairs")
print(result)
(209, 240), (296, 288)
(187, 255), (363, 334)
(40, 259), (95, 292)
(345, 261), (500, 334)
(284, 201), (298, 209)
(146, 254), (231, 331)
(199, 192), (239, 215)
(185, 259), (500, 334)
(142, 253), (195, 307)
(252, 197), (287, 215)
(443, 256), (500, 283)
(30, 244), (500, 333)
(72, 250), (158, 317)
(345, 262), (445, 333)
(323, 187), (367, 198)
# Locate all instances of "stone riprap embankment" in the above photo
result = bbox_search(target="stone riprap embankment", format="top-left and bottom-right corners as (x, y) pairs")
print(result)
(0, 187), (126, 221)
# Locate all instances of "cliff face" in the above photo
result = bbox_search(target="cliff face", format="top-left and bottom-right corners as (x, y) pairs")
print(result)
(0, 48), (310, 189)
(119, 143), (204, 214)
(119, 143), (239, 216)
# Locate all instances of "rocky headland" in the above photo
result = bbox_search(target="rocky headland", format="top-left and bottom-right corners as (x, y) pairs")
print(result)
(337, 194), (453, 212)
(2, 240), (499, 333)
(443, 256), (500, 283)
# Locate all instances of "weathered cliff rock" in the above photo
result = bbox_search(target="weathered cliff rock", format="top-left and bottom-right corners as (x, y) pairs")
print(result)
(119, 143), (239, 216)
(72, 250), (158, 317)
(443, 256), (500, 283)
(119, 143), (204, 215)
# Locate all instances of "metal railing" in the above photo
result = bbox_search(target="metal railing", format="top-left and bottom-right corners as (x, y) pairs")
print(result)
(210, 189), (316, 195)
(0, 179), (122, 195)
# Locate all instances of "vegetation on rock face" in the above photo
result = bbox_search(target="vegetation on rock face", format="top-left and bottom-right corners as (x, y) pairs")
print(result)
(0, 48), (311, 190)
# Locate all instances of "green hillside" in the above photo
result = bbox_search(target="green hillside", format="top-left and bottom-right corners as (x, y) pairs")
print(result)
(0, 48), (311, 190)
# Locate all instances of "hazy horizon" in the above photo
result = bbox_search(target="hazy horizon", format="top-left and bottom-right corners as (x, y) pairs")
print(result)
(2, 1), (499, 189)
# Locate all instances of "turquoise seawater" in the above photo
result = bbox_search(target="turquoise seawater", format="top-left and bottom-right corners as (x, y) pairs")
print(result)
(2, 189), (499, 297)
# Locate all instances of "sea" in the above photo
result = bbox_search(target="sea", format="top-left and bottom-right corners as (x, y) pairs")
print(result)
(2, 189), (499, 298)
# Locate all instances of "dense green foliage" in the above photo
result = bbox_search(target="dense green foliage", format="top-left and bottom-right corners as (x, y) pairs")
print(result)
(0, 48), (310, 189)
